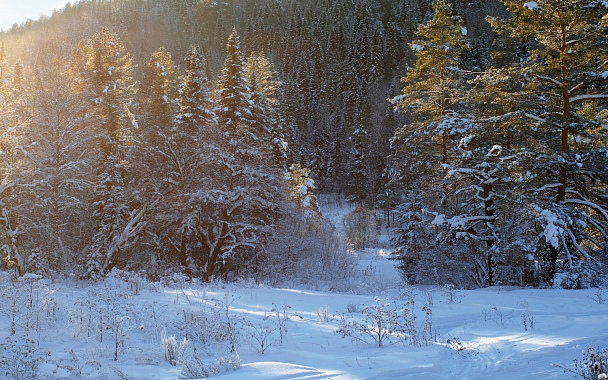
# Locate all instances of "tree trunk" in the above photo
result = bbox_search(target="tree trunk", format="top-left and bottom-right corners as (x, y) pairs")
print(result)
(483, 181), (495, 286)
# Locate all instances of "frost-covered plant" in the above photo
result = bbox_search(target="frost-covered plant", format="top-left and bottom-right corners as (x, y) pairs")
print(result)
(442, 284), (462, 304)
(270, 302), (290, 345)
(145, 301), (166, 328)
(572, 347), (608, 380)
(0, 278), (24, 335)
(421, 304), (433, 345)
(161, 329), (188, 366)
(127, 272), (145, 295)
(0, 274), (57, 337)
(175, 308), (223, 350)
(179, 354), (240, 379)
(0, 336), (50, 380)
(71, 283), (134, 360)
(402, 296), (418, 346)
(317, 305), (331, 322)
(337, 297), (412, 348)
(213, 293), (245, 354)
(245, 321), (278, 354)
(53, 349), (102, 379)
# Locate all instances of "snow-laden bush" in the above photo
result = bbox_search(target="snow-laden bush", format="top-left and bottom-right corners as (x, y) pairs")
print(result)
(161, 329), (188, 366)
(337, 296), (421, 347)
(179, 354), (240, 379)
(572, 347), (608, 380)
(554, 265), (596, 289)
(0, 336), (50, 379)
(0, 273), (57, 337)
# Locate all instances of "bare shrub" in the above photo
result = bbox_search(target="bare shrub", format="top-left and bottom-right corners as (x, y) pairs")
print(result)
(337, 297), (422, 348)
(263, 211), (357, 289)
(317, 306), (331, 322)
(344, 206), (380, 250)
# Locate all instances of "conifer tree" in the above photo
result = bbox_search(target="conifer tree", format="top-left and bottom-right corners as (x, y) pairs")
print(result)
(244, 51), (286, 166)
(392, 0), (468, 165)
(489, 0), (608, 285)
(176, 31), (284, 280)
(390, 0), (473, 285)
(142, 46), (217, 275)
(141, 46), (177, 131)
(177, 45), (216, 135)
(73, 27), (143, 277)
(216, 27), (251, 133)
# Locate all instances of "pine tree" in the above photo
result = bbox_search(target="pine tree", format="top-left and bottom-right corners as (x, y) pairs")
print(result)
(390, 0), (473, 285)
(393, 0), (468, 165)
(489, 0), (608, 285)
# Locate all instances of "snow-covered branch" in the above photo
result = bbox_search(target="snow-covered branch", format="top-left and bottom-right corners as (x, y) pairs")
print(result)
(570, 93), (608, 103)
(564, 198), (608, 223)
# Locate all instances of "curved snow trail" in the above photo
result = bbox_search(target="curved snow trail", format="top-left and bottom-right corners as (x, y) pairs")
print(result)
(235, 362), (347, 379)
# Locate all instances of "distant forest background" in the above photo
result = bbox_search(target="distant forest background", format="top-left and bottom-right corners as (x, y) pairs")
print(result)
(2, 0), (504, 199)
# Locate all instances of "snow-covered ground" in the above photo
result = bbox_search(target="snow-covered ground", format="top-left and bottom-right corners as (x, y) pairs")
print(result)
(1, 267), (607, 379)
(0, 201), (607, 379)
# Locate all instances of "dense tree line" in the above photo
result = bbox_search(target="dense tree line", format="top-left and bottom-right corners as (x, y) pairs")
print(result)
(1, 0), (607, 288)
(0, 21), (322, 280)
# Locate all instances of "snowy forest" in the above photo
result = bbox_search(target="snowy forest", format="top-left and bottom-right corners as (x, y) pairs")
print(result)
(0, 0), (608, 289)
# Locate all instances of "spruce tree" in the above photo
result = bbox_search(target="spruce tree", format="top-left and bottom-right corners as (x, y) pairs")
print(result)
(177, 45), (216, 136)
(244, 51), (286, 166)
(143, 46), (217, 275)
(176, 31), (284, 280)
(216, 27), (251, 133)
(141, 46), (177, 131)
(73, 27), (143, 277)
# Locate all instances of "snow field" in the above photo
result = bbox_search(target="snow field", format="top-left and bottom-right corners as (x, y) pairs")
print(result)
(0, 268), (607, 379)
